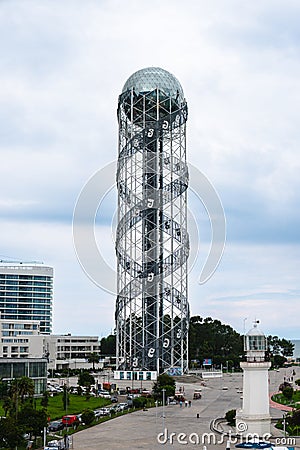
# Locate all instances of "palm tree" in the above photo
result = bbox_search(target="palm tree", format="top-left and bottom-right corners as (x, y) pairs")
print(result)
(87, 353), (100, 371)
(3, 396), (13, 417)
(10, 377), (35, 404)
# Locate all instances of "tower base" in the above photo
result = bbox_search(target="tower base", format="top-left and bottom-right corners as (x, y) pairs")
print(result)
(236, 410), (271, 438)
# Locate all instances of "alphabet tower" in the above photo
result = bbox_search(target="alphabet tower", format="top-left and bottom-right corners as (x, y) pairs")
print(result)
(115, 67), (190, 375)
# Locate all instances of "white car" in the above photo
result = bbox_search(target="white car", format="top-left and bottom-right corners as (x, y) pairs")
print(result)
(118, 402), (129, 410)
(97, 407), (111, 416)
(44, 439), (65, 450)
(99, 392), (111, 398)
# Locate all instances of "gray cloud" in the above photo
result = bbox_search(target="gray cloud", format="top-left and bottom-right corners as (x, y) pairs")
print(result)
(0, 0), (299, 337)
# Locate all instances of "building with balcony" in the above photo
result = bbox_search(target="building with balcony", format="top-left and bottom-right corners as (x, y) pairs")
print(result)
(0, 264), (53, 334)
(0, 318), (43, 358)
(45, 334), (101, 371)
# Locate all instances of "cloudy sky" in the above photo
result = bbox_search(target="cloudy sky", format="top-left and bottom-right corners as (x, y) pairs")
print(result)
(1, 0), (299, 340)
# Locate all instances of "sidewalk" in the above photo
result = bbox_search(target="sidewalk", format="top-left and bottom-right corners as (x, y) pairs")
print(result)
(269, 392), (294, 412)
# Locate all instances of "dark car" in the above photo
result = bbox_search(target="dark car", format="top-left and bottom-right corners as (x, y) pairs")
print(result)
(48, 420), (64, 432)
(111, 396), (118, 403)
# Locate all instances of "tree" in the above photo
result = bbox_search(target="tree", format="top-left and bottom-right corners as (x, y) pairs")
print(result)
(152, 374), (175, 400)
(0, 379), (8, 399)
(3, 396), (14, 417)
(62, 384), (70, 411)
(18, 405), (48, 441)
(282, 386), (294, 401)
(272, 355), (286, 368)
(87, 353), (100, 370)
(81, 408), (95, 426)
(133, 396), (147, 408)
(279, 381), (292, 392)
(10, 376), (35, 404)
(268, 336), (295, 366)
(289, 409), (300, 426)
(0, 416), (26, 450)
(78, 371), (95, 388)
(100, 334), (116, 355)
(188, 316), (243, 368)
(280, 339), (294, 357)
(41, 390), (49, 408)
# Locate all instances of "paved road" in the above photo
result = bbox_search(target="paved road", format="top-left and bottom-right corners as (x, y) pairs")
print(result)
(72, 379), (230, 449)
(69, 367), (300, 450)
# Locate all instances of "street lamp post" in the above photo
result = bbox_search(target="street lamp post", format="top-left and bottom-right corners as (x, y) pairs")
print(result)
(162, 389), (166, 432)
(281, 411), (287, 437)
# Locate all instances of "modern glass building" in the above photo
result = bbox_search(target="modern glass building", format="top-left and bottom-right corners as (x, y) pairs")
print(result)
(115, 67), (190, 375)
(0, 358), (47, 395)
(0, 264), (53, 334)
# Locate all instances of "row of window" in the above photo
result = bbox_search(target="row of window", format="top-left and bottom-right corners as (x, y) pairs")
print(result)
(2, 331), (37, 336)
(0, 299), (51, 304)
(2, 323), (39, 329)
(0, 275), (52, 281)
(0, 291), (52, 302)
(119, 371), (152, 381)
(0, 286), (52, 291)
(1, 304), (50, 309)
(1, 280), (52, 285)
(57, 347), (100, 352)
(57, 339), (99, 343)
(0, 361), (47, 377)
(1, 314), (51, 321)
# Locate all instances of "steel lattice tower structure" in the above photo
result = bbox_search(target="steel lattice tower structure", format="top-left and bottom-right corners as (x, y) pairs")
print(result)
(115, 67), (190, 374)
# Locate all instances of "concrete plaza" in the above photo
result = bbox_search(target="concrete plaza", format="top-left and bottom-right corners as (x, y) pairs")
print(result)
(70, 367), (299, 450)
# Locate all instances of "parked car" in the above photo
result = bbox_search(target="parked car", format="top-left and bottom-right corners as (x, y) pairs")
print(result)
(98, 390), (111, 398)
(44, 439), (65, 450)
(111, 396), (118, 403)
(48, 420), (64, 432)
(96, 407), (110, 416)
(118, 402), (129, 411)
(94, 410), (102, 419)
(141, 390), (152, 398)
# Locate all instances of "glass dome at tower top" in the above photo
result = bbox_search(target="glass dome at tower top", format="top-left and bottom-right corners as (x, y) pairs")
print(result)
(122, 67), (185, 103)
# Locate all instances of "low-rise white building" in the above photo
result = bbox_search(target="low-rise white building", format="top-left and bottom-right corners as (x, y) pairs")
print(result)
(0, 318), (102, 371)
(0, 318), (44, 358)
(45, 334), (102, 371)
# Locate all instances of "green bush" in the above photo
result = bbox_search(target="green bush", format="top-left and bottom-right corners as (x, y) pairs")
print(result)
(81, 408), (95, 426)
(282, 386), (294, 401)
(132, 397), (147, 408)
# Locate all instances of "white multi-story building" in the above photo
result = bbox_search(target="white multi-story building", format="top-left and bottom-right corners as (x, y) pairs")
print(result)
(0, 317), (102, 370)
(0, 264), (53, 334)
(45, 334), (101, 371)
(0, 318), (43, 358)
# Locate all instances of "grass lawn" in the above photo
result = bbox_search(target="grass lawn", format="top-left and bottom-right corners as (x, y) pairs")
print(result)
(272, 390), (300, 408)
(0, 393), (111, 421)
